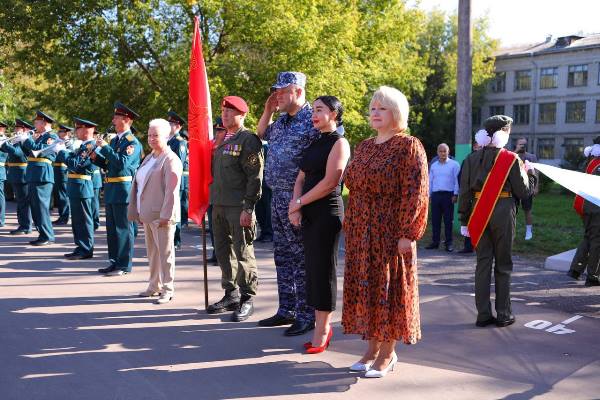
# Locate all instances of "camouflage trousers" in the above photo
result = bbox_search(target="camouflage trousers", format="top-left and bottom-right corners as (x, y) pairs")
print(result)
(272, 189), (314, 323)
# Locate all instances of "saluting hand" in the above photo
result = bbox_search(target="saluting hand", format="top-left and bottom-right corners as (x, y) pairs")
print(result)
(265, 92), (279, 114)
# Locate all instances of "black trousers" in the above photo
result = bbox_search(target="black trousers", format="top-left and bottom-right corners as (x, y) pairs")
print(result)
(431, 191), (454, 246)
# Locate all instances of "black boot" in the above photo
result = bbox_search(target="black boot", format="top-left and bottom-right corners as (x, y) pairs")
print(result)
(206, 290), (240, 314)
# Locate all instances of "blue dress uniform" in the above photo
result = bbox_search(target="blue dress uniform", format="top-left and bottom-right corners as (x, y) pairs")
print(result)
(262, 94), (319, 329)
(166, 111), (188, 249)
(0, 129), (6, 227)
(21, 111), (59, 245)
(92, 102), (142, 274)
(52, 125), (73, 225)
(1, 118), (33, 234)
(64, 119), (99, 259)
(91, 164), (102, 231)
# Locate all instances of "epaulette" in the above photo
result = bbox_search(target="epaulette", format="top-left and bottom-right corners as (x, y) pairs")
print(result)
(126, 134), (135, 142)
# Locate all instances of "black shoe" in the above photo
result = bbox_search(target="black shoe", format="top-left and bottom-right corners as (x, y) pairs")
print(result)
(67, 253), (93, 260)
(64, 251), (78, 258)
(207, 254), (218, 265)
(29, 239), (54, 246)
(258, 314), (296, 327)
(10, 229), (31, 235)
(496, 315), (516, 327)
(52, 219), (68, 226)
(566, 270), (581, 280)
(207, 292), (240, 314)
(458, 248), (473, 254)
(98, 265), (117, 274)
(284, 321), (315, 336)
(425, 243), (439, 250)
(584, 278), (600, 287)
(445, 245), (454, 252)
(232, 298), (254, 322)
(475, 317), (497, 327)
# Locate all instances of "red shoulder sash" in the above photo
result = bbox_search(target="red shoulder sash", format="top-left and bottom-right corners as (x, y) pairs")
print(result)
(468, 149), (518, 248)
(573, 158), (600, 216)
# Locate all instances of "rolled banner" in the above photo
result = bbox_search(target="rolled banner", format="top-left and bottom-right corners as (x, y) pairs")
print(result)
(532, 163), (600, 208)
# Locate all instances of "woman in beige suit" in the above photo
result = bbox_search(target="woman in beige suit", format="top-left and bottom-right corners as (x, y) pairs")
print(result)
(128, 118), (183, 304)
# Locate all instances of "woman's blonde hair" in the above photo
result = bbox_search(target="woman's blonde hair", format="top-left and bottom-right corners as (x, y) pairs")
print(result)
(369, 86), (410, 131)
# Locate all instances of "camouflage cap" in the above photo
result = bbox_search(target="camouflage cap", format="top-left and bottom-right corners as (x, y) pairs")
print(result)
(484, 115), (513, 134)
(271, 71), (306, 89)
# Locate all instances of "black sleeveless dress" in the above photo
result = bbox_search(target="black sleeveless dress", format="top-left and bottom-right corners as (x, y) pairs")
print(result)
(299, 131), (344, 311)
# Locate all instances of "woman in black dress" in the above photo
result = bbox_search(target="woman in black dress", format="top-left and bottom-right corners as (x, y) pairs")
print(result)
(288, 96), (351, 353)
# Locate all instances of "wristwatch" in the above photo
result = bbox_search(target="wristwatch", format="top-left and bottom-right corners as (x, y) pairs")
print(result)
(296, 198), (302, 205)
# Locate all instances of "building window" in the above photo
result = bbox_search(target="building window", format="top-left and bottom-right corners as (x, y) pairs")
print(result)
(491, 72), (506, 93)
(513, 104), (530, 125)
(597, 100), (600, 123)
(540, 67), (558, 89)
(564, 138), (584, 157)
(538, 103), (557, 124)
(568, 64), (588, 87)
(489, 105), (504, 116)
(537, 138), (555, 159)
(566, 101), (586, 123)
(472, 107), (482, 126)
(514, 70), (532, 91)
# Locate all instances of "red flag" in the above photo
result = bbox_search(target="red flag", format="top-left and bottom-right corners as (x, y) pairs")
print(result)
(188, 16), (213, 225)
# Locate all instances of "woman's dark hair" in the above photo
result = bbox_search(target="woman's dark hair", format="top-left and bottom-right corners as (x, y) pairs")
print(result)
(314, 95), (344, 126)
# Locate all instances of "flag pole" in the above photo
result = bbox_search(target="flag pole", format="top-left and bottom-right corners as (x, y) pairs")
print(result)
(202, 215), (209, 310)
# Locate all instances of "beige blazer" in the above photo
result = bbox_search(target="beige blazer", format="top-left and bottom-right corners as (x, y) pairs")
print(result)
(127, 149), (183, 224)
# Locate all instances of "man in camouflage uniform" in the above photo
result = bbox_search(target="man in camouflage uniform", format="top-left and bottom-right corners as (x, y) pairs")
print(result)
(256, 72), (319, 335)
(206, 96), (263, 322)
(459, 115), (537, 328)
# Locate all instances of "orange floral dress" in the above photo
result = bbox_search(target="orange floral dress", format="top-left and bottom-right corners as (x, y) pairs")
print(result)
(342, 134), (429, 344)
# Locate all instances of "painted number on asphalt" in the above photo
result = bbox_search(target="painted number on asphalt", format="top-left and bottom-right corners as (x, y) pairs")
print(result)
(524, 315), (582, 335)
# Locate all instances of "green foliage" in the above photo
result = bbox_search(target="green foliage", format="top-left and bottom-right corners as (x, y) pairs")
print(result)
(0, 0), (497, 151)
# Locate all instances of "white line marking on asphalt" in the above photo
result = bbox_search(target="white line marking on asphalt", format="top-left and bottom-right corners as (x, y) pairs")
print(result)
(561, 315), (583, 325)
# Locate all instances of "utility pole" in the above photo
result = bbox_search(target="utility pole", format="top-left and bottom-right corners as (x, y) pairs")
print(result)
(455, 0), (472, 164)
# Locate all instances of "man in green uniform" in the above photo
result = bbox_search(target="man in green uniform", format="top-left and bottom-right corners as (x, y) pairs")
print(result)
(20, 111), (59, 246)
(1, 119), (33, 234)
(567, 136), (600, 287)
(52, 124), (74, 225)
(63, 118), (100, 260)
(206, 96), (264, 322)
(91, 102), (142, 276)
(166, 111), (188, 250)
(458, 115), (536, 328)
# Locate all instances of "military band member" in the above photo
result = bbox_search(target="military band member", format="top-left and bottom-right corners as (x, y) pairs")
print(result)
(19, 111), (59, 246)
(166, 111), (189, 250)
(64, 118), (100, 260)
(1, 119), (33, 234)
(52, 124), (73, 225)
(458, 115), (536, 328)
(0, 121), (8, 227)
(91, 102), (142, 276)
(568, 137), (600, 287)
(207, 96), (263, 322)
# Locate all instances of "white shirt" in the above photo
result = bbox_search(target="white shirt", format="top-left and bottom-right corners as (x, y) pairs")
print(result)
(135, 155), (157, 213)
(429, 158), (460, 195)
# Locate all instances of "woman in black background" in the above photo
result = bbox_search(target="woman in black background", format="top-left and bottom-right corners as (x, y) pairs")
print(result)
(288, 96), (350, 353)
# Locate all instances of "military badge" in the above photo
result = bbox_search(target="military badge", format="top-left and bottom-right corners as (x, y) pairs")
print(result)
(247, 153), (259, 167)
(126, 145), (134, 155)
(223, 144), (241, 156)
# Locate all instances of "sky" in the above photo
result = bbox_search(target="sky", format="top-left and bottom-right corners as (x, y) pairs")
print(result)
(411, 0), (600, 47)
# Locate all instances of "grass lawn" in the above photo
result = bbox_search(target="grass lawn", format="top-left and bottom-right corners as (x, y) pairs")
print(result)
(342, 183), (583, 260)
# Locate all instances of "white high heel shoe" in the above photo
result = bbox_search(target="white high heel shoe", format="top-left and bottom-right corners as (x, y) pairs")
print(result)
(364, 353), (398, 378)
(349, 361), (372, 372)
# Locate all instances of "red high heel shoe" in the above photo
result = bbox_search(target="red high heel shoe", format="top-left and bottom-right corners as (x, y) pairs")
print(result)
(305, 328), (333, 354)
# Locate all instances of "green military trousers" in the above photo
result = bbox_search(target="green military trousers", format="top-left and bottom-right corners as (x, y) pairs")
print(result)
(475, 197), (516, 321)
(212, 205), (258, 297)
